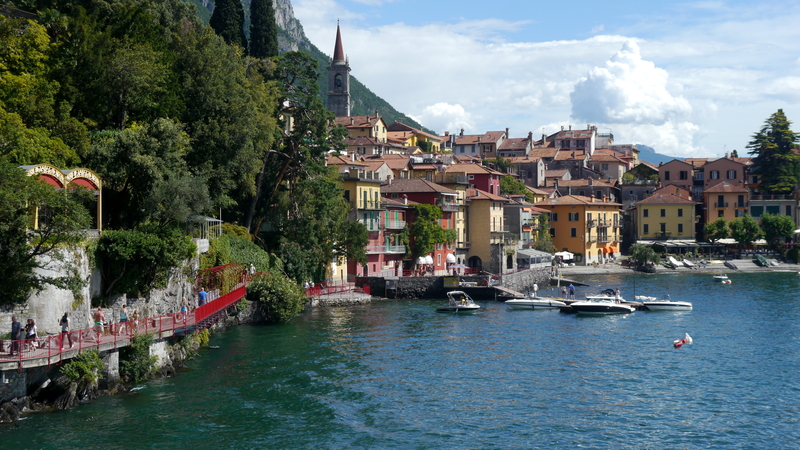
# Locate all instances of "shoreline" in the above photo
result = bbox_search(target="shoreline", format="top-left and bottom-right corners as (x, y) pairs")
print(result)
(557, 258), (800, 276)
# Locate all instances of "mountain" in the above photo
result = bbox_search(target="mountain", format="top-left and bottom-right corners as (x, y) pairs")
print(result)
(636, 144), (682, 166)
(190, 0), (435, 134)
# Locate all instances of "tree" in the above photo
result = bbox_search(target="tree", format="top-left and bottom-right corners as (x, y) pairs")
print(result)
(747, 109), (800, 193)
(0, 159), (92, 304)
(729, 215), (762, 249)
(759, 212), (795, 249)
(209, 0), (247, 52)
(247, 272), (306, 323)
(85, 118), (210, 228)
(500, 175), (533, 202)
(249, 0), (279, 59)
(406, 204), (457, 259)
(703, 217), (729, 243)
(629, 243), (659, 267)
(532, 213), (554, 252)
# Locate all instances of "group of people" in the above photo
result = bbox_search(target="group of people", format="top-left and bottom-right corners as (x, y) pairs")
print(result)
(92, 305), (140, 339)
(6, 317), (38, 355)
(560, 284), (577, 300)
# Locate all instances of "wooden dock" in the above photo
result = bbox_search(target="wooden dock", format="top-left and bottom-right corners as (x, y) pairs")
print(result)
(493, 286), (525, 298)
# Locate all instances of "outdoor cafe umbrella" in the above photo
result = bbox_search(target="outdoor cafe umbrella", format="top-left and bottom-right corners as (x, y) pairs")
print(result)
(554, 251), (574, 260)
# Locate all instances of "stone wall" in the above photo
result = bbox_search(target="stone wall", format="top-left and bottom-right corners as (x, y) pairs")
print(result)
(500, 267), (551, 294)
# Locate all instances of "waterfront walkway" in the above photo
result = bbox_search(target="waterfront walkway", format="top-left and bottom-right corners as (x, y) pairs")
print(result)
(0, 283), (247, 371)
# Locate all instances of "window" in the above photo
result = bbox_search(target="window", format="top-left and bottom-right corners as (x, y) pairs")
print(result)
(643, 224), (649, 234)
(549, 228), (556, 237)
(602, 163), (609, 171)
(680, 171), (688, 180)
(718, 195), (724, 207)
(664, 171), (670, 180)
(551, 213), (558, 221)
(678, 223), (684, 233)
(579, 190), (585, 196)
(569, 212), (579, 221)
(437, 254), (441, 266)
(527, 170), (532, 178)
(643, 209), (649, 218)
(460, 147), (465, 154)
(660, 223), (666, 232)
(678, 208), (683, 217)
(787, 205), (792, 216)
(596, 190), (602, 199)
(737, 195), (745, 207)
(587, 213), (593, 220)
(727, 170), (736, 179)
(571, 228), (577, 237)
(718, 210), (724, 218)
(751, 206), (764, 216)
(710, 170), (720, 179)
(660, 209), (666, 217)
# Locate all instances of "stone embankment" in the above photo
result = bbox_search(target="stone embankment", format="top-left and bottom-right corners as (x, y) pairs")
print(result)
(558, 258), (800, 276)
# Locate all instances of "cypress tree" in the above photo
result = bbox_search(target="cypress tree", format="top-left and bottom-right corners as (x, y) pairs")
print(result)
(250, 0), (279, 58)
(209, 0), (247, 52)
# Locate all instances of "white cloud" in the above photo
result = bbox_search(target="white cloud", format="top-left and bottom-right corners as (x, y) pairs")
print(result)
(570, 41), (692, 125)
(411, 103), (475, 135)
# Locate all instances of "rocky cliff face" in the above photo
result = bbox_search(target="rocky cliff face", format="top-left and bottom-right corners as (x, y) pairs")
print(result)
(273, 0), (311, 53)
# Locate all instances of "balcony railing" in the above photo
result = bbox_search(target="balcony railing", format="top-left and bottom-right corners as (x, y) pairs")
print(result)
(457, 241), (471, 249)
(655, 232), (672, 239)
(587, 220), (597, 228)
(366, 245), (406, 254)
(622, 179), (659, 186)
(443, 173), (469, 184)
(599, 237), (611, 243)
(363, 221), (380, 232)
(714, 202), (729, 208)
(597, 221), (611, 228)
(751, 194), (792, 200)
(438, 201), (459, 212)
(385, 220), (406, 229)
(351, 200), (384, 210)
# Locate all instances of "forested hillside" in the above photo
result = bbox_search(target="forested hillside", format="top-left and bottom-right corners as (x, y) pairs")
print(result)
(192, 0), (434, 133)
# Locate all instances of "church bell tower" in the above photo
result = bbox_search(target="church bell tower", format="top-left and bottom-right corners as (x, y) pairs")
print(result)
(327, 23), (351, 117)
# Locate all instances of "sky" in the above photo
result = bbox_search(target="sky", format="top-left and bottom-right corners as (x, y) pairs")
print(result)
(293, 0), (800, 159)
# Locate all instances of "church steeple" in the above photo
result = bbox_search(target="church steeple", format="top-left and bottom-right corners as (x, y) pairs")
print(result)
(327, 23), (351, 117)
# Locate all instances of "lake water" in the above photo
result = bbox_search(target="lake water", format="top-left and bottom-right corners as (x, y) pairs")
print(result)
(3, 271), (800, 449)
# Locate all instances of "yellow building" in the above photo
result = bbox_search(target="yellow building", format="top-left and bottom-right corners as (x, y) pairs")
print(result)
(386, 122), (443, 152)
(465, 188), (510, 273)
(536, 195), (621, 265)
(632, 193), (698, 241)
(334, 112), (388, 143)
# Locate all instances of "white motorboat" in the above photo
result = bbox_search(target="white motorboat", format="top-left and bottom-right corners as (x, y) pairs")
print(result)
(505, 294), (567, 310)
(641, 294), (693, 311)
(437, 291), (481, 312)
(570, 295), (635, 315)
(712, 274), (729, 281)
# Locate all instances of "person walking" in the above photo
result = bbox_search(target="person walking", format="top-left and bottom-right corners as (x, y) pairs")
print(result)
(532, 282), (539, 298)
(25, 319), (38, 351)
(60, 312), (74, 349)
(94, 307), (106, 340)
(9, 316), (21, 356)
(198, 288), (207, 307)
(180, 298), (189, 321)
(117, 305), (129, 336)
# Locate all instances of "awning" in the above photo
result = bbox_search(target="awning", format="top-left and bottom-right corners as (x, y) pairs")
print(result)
(416, 256), (426, 265)
(554, 251), (574, 260)
(424, 255), (434, 264)
(605, 246), (616, 254)
(446, 253), (456, 263)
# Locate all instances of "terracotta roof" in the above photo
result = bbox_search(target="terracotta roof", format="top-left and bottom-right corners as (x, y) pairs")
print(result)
(346, 137), (382, 146)
(635, 193), (697, 205)
(465, 188), (508, 202)
(590, 152), (627, 163)
(453, 155), (481, 163)
(454, 130), (505, 145)
(683, 158), (708, 168)
(637, 161), (660, 171)
(327, 155), (366, 167)
(362, 160), (390, 171)
(554, 149), (587, 161)
(334, 114), (386, 129)
(536, 194), (621, 207)
(526, 186), (551, 196)
(528, 148), (559, 159)
(386, 122), (442, 141)
(703, 182), (748, 193)
(445, 163), (495, 175)
(387, 131), (414, 142)
(505, 156), (542, 163)
(556, 178), (615, 188)
(553, 128), (594, 141)
(381, 197), (417, 207)
(545, 169), (569, 178)
(381, 179), (457, 194)
(652, 185), (692, 198)
(369, 157), (411, 170)
(412, 164), (437, 170)
(498, 137), (530, 151)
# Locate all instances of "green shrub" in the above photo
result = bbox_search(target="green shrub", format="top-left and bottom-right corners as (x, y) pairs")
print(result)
(247, 272), (305, 323)
(196, 329), (210, 347)
(61, 350), (104, 384)
(200, 234), (280, 272)
(120, 334), (158, 383)
(95, 226), (196, 296)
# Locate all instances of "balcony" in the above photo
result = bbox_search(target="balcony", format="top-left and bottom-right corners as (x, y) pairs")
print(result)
(622, 179), (658, 186)
(714, 202), (729, 208)
(597, 221), (611, 228)
(457, 241), (471, 249)
(366, 245), (406, 254)
(438, 201), (459, 212)
(587, 220), (597, 228)
(443, 173), (469, 184)
(751, 194), (791, 200)
(363, 221), (381, 232)
(385, 220), (406, 230)
(655, 232), (672, 239)
(598, 237), (611, 243)
(351, 199), (384, 211)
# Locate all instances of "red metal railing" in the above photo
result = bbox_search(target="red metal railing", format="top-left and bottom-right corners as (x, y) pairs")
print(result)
(304, 283), (369, 298)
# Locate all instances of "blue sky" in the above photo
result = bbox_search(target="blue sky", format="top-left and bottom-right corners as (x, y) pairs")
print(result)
(294, 0), (800, 159)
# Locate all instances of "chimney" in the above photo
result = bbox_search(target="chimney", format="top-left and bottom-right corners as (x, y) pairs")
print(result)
(561, 126), (564, 131)
(445, 131), (450, 136)
(569, 125), (572, 131)
(402, 194), (407, 205)
(375, 109), (379, 118)
(387, 176), (392, 185)
(350, 118), (354, 125)
(542, 134), (547, 146)
(351, 153), (355, 162)
(478, 136), (482, 142)
(460, 128), (464, 137)
(588, 177), (593, 186)
(528, 131), (533, 141)
(505, 127), (509, 137)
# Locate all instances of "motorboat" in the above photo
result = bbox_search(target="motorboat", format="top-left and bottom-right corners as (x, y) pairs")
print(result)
(505, 294), (567, 310)
(712, 274), (729, 281)
(640, 294), (693, 311)
(437, 291), (481, 312)
(569, 294), (635, 315)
